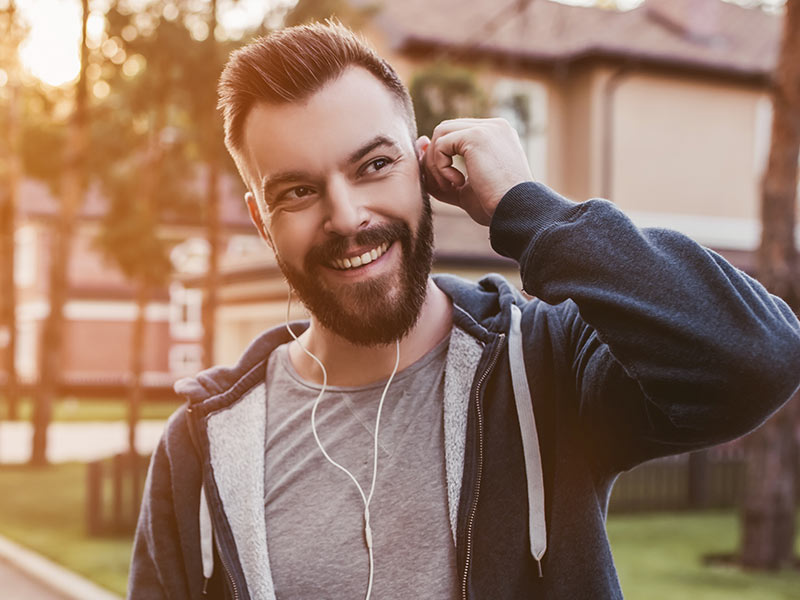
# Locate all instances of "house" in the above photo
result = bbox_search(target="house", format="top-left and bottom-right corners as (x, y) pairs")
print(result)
(2, 0), (785, 378)
(191, 0), (786, 365)
(0, 174), (257, 395)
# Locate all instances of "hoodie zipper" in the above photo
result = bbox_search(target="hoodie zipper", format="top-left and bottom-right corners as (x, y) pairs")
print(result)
(461, 334), (504, 600)
(217, 541), (240, 600)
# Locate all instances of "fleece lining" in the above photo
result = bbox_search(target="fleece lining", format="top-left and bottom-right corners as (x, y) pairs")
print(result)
(206, 383), (276, 600)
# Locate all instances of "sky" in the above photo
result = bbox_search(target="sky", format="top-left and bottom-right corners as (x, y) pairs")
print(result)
(6, 0), (785, 88)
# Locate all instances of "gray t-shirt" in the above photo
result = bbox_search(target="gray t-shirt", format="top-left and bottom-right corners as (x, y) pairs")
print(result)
(264, 335), (459, 599)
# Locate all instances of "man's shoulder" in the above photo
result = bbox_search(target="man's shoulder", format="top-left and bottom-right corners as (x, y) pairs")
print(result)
(434, 272), (573, 331)
(173, 323), (300, 405)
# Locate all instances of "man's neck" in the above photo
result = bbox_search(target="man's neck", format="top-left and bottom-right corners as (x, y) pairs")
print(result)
(288, 279), (453, 387)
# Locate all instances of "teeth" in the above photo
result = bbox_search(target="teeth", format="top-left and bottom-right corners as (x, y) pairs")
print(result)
(331, 242), (390, 270)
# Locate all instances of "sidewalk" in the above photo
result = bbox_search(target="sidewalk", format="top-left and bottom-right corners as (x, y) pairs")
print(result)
(0, 536), (122, 600)
(0, 557), (70, 600)
(0, 421), (166, 463)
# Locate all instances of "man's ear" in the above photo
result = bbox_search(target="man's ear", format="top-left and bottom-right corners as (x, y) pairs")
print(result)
(414, 135), (431, 160)
(245, 191), (274, 250)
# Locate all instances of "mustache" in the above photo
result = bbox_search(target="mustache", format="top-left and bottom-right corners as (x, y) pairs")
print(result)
(305, 222), (410, 266)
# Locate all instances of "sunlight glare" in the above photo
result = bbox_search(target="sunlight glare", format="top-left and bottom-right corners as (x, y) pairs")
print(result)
(18, 0), (83, 87)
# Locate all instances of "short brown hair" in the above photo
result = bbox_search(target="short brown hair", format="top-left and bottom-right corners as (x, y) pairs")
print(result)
(218, 21), (416, 177)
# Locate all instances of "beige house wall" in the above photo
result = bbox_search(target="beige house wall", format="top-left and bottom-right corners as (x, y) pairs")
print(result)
(610, 72), (765, 221)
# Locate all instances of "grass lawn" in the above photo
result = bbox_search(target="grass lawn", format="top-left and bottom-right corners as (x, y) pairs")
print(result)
(607, 511), (800, 600)
(0, 397), (182, 422)
(0, 461), (798, 598)
(0, 462), (131, 596)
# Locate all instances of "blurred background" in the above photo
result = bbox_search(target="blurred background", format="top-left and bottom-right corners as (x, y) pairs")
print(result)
(0, 0), (798, 598)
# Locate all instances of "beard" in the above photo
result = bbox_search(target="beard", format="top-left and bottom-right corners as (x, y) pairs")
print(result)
(277, 194), (434, 347)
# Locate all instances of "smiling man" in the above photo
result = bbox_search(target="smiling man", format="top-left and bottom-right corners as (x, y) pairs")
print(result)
(129, 22), (800, 600)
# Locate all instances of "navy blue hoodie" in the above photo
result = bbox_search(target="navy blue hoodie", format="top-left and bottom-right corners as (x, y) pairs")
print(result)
(129, 182), (800, 599)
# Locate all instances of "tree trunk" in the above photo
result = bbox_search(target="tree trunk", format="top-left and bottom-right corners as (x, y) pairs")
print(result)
(740, 0), (800, 570)
(30, 0), (89, 465)
(202, 0), (220, 369)
(203, 163), (220, 368)
(127, 281), (149, 456)
(0, 19), (20, 422)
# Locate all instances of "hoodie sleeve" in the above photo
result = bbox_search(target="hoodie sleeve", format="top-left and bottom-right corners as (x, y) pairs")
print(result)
(490, 181), (800, 473)
(128, 408), (204, 599)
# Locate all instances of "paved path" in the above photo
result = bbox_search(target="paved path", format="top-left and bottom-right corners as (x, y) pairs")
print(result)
(0, 536), (122, 600)
(0, 556), (71, 600)
(0, 421), (166, 463)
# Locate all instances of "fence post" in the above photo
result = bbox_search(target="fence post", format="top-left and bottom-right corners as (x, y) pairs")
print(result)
(112, 453), (124, 533)
(688, 450), (710, 509)
(128, 450), (141, 529)
(86, 460), (103, 535)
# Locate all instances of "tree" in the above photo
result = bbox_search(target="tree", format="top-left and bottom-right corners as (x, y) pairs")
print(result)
(0, 0), (25, 423)
(409, 62), (487, 139)
(740, 0), (800, 570)
(30, 0), (90, 466)
(200, 0), (221, 369)
(95, 0), (205, 455)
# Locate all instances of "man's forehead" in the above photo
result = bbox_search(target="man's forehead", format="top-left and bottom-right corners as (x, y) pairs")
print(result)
(241, 67), (413, 181)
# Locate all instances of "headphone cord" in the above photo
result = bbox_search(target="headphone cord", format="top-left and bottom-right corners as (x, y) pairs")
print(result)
(285, 289), (401, 600)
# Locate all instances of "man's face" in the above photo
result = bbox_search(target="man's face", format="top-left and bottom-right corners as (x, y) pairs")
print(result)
(241, 67), (433, 346)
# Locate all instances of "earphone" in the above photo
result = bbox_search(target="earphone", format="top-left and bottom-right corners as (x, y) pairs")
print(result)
(284, 289), (400, 600)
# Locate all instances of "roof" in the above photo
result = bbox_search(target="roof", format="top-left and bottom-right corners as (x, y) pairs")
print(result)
(371, 0), (782, 79)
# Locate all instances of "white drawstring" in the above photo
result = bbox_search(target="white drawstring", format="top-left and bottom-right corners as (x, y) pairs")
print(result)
(285, 289), (400, 600)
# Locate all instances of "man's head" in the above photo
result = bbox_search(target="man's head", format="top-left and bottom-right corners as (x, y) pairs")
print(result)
(217, 22), (434, 347)
(218, 21), (418, 182)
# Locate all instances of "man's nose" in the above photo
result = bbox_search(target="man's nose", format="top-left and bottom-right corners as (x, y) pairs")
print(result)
(322, 176), (368, 237)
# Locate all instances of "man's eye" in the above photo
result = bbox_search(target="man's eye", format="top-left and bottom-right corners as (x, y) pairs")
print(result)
(363, 157), (393, 174)
(276, 186), (316, 203)
(287, 186), (313, 198)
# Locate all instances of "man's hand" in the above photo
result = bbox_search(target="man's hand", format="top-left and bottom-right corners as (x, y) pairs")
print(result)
(418, 118), (534, 226)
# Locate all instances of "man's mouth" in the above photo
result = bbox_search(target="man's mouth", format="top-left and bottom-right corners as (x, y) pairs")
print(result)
(329, 242), (391, 270)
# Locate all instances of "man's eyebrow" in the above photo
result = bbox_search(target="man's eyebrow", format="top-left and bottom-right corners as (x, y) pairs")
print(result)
(347, 135), (401, 164)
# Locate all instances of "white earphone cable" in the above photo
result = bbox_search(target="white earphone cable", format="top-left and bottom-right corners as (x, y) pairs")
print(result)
(285, 289), (400, 600)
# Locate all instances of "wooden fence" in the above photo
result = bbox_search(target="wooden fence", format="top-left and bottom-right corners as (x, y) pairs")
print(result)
(86, 452), (150, 535)
(85, 445), (797, 535)
(609, 444), (799, 512)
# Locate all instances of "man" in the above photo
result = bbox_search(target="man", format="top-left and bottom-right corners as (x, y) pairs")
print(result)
(129, 22), (800, 600)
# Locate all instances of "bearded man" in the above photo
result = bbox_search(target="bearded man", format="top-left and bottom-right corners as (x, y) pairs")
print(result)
(128, 22), (800, 600)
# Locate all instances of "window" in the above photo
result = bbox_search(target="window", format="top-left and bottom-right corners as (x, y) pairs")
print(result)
(492, 79), (548, 183)
(14, 226), (37, 288)
(169, 344), (203, 375)
(169, 283), (203, 340)
(753, 95), (772, 177)
(170, 237), (209, 275)
(16, 321), (36, 379)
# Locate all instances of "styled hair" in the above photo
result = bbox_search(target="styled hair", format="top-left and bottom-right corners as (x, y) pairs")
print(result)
(217, 21), (417, 178)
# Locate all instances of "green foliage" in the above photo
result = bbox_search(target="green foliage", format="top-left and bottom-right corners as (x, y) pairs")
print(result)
(88, 0), (233, 285)
(409, 62), (487, 138)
